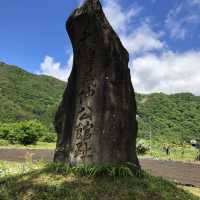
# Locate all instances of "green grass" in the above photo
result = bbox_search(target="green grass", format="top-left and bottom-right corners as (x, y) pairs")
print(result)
(0, 161), (45, 177)
(148, 145), (199, 162)
(181, 186), (200, 198)
(0, 140), (55, 149)
(0, 161), (199, 200)
(138, 139), (199, 162)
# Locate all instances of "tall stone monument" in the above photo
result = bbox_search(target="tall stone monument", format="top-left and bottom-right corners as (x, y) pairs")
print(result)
(54, 0), (139, 168)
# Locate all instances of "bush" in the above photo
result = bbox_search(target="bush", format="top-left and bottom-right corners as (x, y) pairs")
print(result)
(15, 120), (49, 145)
(0, 123), (18, 144)
(137, 139), (150, 155)
(0, 139), (9, 146)
(16, 125), (38, 145)
(0, 123), (12, 140)
(0, 120), (49, 145)
(6, 131), (19, 144)
(40, 133), (56, 143)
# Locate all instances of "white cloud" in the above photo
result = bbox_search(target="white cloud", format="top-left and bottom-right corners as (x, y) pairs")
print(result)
(102, 0), (164, 54)
(78, 0), (85, 6)
(165, 5), (186, 40)
(190, 0), (200, 5)
(102, 0), (141, 34)
(76, 0), (165, 54)
(38, 0), (200, 95)
(39, 0), (164, 82)
(165, 1), (200, 40)
(120, 24), (165, 54)
(131, 51), (200, 95)
(38, 55), (73, 81)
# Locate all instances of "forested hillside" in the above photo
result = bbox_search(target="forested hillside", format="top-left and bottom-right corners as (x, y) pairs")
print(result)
(0, 62), (65, 130)
(0, 62), (200, 142)
(137, 93), (200, 142)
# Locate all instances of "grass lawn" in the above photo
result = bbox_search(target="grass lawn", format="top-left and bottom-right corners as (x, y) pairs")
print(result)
(181, 186), (200, 198)
(138, 139), (199, 162)
(0, 161), (199, 200)
(147, 146), (199, 162)
(0, 140), (55, 149)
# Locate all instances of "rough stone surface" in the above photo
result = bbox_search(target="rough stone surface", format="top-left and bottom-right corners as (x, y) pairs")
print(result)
(54, 0), (139, 167)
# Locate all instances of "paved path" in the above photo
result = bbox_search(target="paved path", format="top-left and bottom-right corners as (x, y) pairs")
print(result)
(140, 158), (200, 187)
(0, 149), (200, 187)
(0, 149), (53, 162)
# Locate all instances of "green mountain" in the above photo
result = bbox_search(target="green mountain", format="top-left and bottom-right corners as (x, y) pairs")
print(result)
(137, 93), (200, 143)
(0, 62), (65, 130)
(0, 62), (200, 142)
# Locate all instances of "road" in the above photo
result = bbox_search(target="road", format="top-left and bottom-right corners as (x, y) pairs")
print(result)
(0, 149), (199, 187)
(140, 158), (200, 187)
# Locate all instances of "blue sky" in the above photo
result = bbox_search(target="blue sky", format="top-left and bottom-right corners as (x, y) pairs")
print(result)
(0, 0), (200, 94)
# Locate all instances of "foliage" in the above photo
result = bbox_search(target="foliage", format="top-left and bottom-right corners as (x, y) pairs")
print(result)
(0, 141), (55, 149)
(39, 132), (56, 143)
(0, 161), (199, 200)
(136, 93), (200, 144)
(1, 62), (200, 144)
(0, 120), (49, 145)
(0, 62), (65, 131)
(0, 139), (9, 146)
(45, 163), (139, 178)
(136, 139), (150, 155)
(182, 186), (200, 198)
(139, 139), (199, 162)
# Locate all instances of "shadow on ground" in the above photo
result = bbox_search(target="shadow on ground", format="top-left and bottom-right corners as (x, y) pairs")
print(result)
(0, 164), (199, 200)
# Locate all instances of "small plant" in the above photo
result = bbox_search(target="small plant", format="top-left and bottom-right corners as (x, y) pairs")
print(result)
(45, 163), (141, 178)
(137, 139), (150, 155)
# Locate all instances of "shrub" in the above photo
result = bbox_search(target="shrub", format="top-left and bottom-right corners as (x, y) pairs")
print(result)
(16, 120), (49, 145)
(40, 133), (56, 143)
(6, 131), (19, 144)
(0, 123), (18, 144)
(0, 139), (9, 146)
(0, 120), (49, 145)
(0, 123), (12, 140)
(16, 125), (38, 145)
(137, 139), (150, 155)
